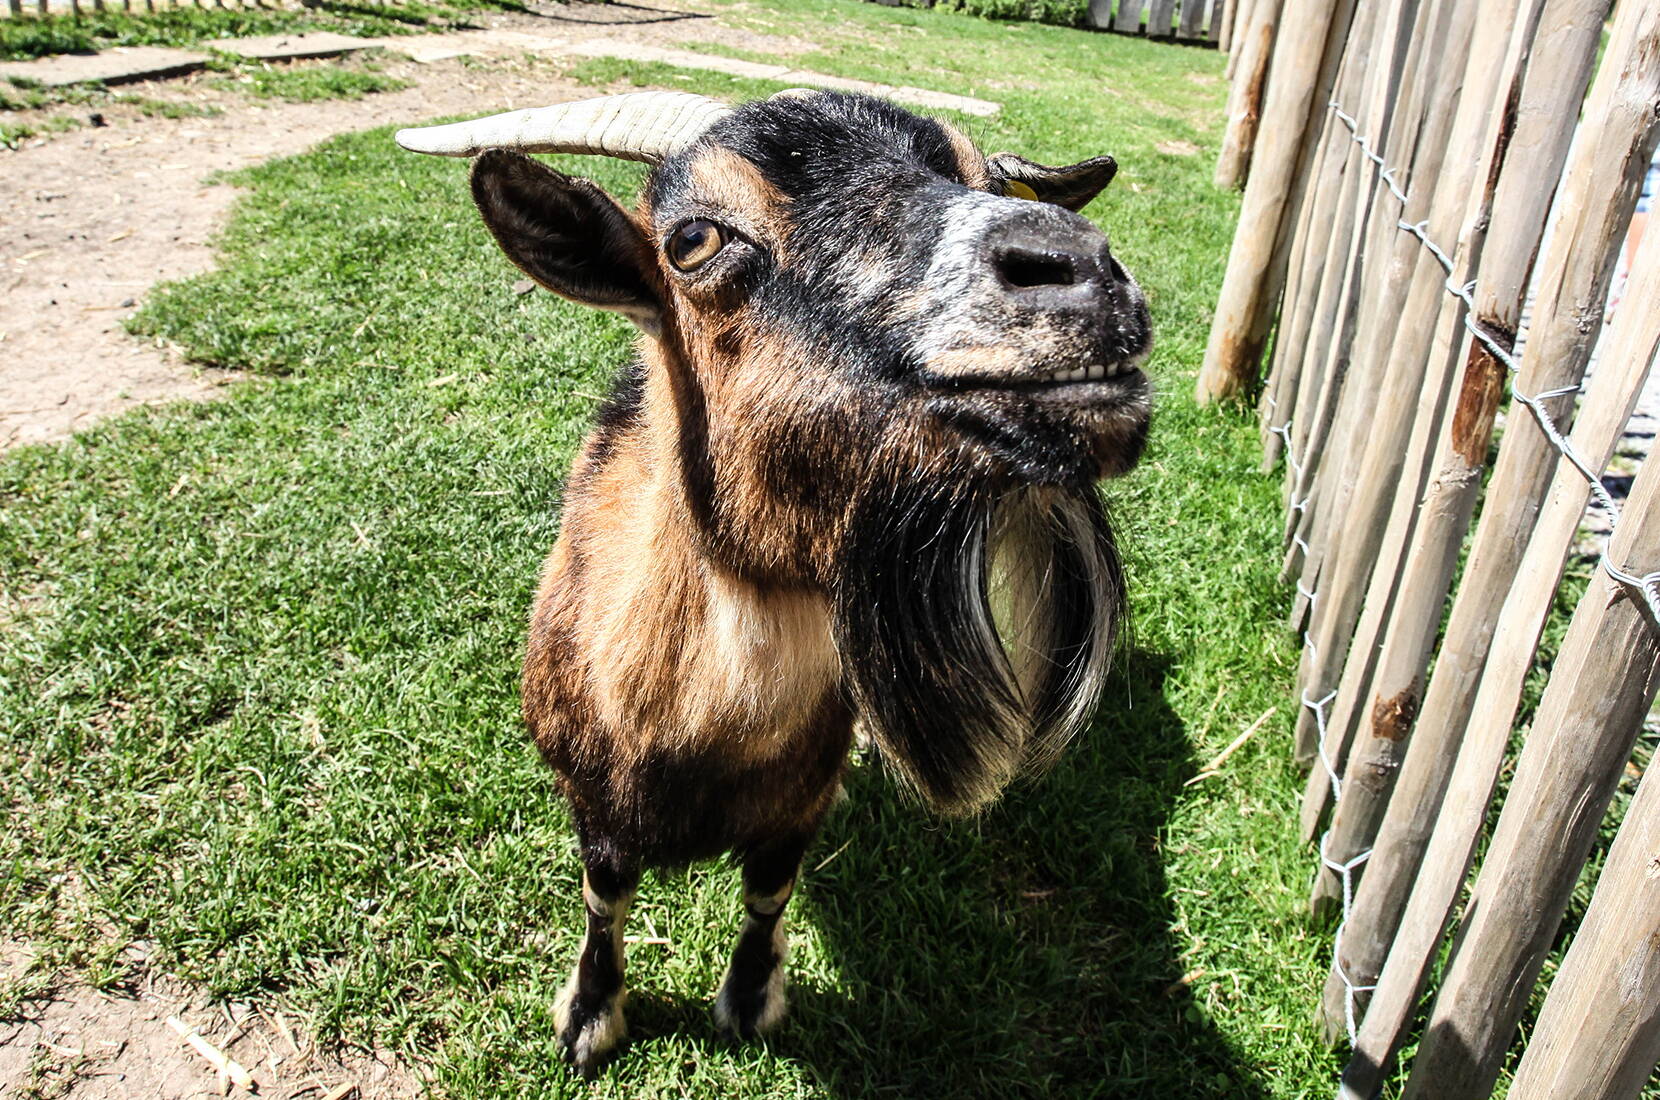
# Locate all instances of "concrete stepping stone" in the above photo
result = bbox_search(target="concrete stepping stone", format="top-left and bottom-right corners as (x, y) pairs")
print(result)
(0, 45), (209, 88)
(559, 39), (1001, 116)
(201, 32), (371, 62)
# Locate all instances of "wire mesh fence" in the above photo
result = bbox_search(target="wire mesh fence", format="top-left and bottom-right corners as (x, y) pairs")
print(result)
(1208, 0), (1660, 1095)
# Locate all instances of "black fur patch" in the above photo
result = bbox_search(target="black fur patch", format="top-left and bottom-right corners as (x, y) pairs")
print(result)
(832, 479), (1124, 813)
(566, 694), (854, 870)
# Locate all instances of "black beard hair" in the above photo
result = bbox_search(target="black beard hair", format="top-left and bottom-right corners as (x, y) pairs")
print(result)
(830, 475), (1125, 815)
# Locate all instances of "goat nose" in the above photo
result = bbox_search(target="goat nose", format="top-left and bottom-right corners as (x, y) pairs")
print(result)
(992, 244), (1083, 290)
(986, 219), (1124, 298)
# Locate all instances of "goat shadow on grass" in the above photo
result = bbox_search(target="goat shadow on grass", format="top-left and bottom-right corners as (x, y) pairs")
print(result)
(630, 649), (1268, 1098)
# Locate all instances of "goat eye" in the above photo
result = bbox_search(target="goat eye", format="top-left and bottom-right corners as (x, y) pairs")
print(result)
(668, 220), (725, 272)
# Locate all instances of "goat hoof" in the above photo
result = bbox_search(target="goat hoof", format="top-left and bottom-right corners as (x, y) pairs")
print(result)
(555, 995), (627, 1075)
(713, 975), (788, 1040)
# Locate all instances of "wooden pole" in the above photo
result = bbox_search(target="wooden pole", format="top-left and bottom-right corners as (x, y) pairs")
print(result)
(1399, 217), (1660, 1100)
(1343, 117), (1660, 1100)
(1288, 0), (1516, 764)
(1148, 0), (1177, 36)
(1263, 0), (1391, 455)
(1327, 0), (1660, 1055)
(1280, 0), (1467, 623)
(1196, 0), (1354, 403)
(1114, 0), (1144, 34)
(1506, 700), (1660, 1100)
(1303, 0), (1607, 891)
(1178, 0), (1206, 39)
(1256, 0), (1380, 469)
(1224, 0), (1258, 78)
(1214, 0), (1283, 189)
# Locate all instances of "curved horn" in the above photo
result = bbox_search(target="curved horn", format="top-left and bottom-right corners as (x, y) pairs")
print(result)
(394, 91), (733, 164)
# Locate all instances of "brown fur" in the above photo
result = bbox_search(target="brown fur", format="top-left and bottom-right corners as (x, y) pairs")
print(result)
(942, 122), (994, 192)
(445, 90), (1150, 1070)
(523, 324), (852, 864)
(683, 146), (794, 246)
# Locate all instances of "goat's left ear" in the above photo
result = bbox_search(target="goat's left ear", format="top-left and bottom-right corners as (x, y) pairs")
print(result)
(470, 148), (663, 331)
(987, 152), (1118, 212)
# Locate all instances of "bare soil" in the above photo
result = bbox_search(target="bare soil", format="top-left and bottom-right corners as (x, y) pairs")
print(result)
(0, 0), (812, 450)
(2, 944), (419, 1099)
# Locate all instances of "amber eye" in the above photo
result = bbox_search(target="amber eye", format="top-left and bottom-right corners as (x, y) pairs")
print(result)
(668, 219), (726, 272)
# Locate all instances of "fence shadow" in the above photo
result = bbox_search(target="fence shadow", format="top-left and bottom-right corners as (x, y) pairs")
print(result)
(631, 649), (1267, 1098)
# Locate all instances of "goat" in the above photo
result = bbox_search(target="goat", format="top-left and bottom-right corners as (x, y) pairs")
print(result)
(395, 88), (1152, 1071)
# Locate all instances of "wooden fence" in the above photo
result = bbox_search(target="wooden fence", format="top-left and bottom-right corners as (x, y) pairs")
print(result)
(859, 0), (1230, 45)
(1083, 0), (1225, 42)
(1203, 0), (1660, 1095)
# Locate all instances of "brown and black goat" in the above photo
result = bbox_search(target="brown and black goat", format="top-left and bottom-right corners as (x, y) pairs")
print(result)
(396, 88), (1152, 1070)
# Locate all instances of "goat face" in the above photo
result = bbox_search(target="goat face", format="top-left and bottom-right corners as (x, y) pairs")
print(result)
(467, 91), (1151, 497)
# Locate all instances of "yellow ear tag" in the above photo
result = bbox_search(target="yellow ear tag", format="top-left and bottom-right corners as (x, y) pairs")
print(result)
(1004, 179), (1039, 201)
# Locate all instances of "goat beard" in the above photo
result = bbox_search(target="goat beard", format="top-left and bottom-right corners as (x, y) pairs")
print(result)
(830, 477), (1125, 816)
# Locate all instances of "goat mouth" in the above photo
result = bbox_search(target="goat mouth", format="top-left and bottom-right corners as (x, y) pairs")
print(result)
(935, 362), (1148, 400)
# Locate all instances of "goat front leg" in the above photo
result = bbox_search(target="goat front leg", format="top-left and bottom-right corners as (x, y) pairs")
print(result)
(715, 836), (808, 1039)
(555, 855), (638, 1073)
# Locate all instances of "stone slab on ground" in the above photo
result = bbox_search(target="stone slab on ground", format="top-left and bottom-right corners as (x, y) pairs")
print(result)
(365, 27), (1000, 115)
(359, 30), (568, 64)
(0, 46), (209, 88)
(560, 38), (1003, 116)
(202, 31), (372, 62)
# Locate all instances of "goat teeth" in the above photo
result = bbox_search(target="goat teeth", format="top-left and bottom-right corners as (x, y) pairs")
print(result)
(1086, 364), (1106, 381)
(1066, 367), (1088, 381)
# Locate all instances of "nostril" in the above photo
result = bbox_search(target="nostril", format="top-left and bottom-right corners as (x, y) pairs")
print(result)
(994, 247), (1077, 289)
(1107, 254), (1130, 284)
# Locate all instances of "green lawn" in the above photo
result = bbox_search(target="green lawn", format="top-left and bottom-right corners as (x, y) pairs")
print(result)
(0, 0), (516, 61)
(0, 3), (1351, 1096)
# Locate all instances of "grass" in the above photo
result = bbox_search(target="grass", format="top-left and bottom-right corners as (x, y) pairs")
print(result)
(1, 2), (1366, 1096)
(211, 56), (408, 101)
(1, 52), (402, 148)
(0, 0), (518, 62)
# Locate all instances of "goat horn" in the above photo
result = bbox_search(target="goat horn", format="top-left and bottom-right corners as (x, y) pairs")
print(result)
(393, 91), (733, 164)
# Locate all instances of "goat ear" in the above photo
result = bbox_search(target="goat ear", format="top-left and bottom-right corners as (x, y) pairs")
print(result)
(987, 152), (1118, 212)
(470, 149), (663, 331)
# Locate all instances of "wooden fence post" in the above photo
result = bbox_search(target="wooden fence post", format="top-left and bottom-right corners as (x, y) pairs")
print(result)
(1114, 0), (1145, 34)
(1196, 0), (1354, 403)
(1279, 0), (1474, 628)
(1397, 218), (1660, 1100)
(1255, 0), (1383, 471)
(1219, 0), (1237, 50)
(1506, 690), (1660, 1099)
(1148, 0), (1177, 36)
(1288, 0), (1518, 766)
(1178, 0), (1206, 39)
(1224, 0), (1258, 76)
(1326, 0), (1660, 1053)
(1214, 0), (1282, 189)
(1302, 0), (1607, 900)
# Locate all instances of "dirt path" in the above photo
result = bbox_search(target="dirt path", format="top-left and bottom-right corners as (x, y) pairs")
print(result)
(0, 0), (814, 451)
(2, 944), (418, 1099)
